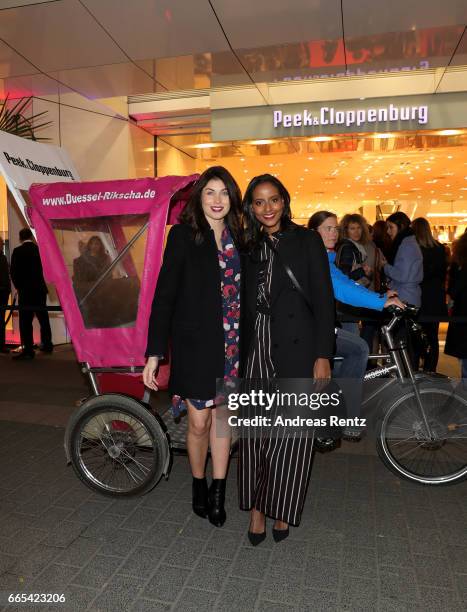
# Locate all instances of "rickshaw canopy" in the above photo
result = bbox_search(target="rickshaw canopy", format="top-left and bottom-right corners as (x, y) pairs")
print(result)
(28, 175), (197, 367)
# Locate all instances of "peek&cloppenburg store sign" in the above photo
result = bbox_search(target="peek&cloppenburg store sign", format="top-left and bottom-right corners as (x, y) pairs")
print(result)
(211, 92), (466, 141)
(273, 102), (428, 130)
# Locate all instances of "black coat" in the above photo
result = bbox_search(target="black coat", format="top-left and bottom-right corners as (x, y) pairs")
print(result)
(445, 264), (467, 359)
(419, 243), (447, 316)
(0, 253), (9, 292)
(241, 225), (335, 377)
(10, 241), (48, 300)
(335, 238), (368, 283)
(146, 223), (227, 399)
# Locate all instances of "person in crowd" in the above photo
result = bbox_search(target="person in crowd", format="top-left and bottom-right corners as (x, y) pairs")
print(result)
(0, 237), (10, 353)
(308, 211), (404, 439)
(342, 214), (386, 351)
(10, 228), (53, 360)
(239, 174), (335, 545)
(412, 217), (447, 372)
(372, 219), (392, 260)
(381, 212), (423, 368)
(362, 222), (387, 354)
(383, 212), (423, 305)
(445, 232), (467, 381)
(335, 214), (372, 334)
(143, 166), (242, 528)
(73, 235), (112, 283)
(336, 214), (372, 288)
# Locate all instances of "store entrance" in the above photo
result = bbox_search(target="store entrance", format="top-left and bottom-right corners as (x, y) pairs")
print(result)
(157, 128), (467, 378)
(158, 129), (467, 240)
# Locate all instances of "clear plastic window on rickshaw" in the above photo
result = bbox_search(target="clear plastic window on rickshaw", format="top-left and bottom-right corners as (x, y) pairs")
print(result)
(51, 214), (149, 329)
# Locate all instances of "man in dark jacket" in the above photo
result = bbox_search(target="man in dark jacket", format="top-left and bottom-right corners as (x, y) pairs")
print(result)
(0, 237), (10, 353)
(10, 228), (53, 360)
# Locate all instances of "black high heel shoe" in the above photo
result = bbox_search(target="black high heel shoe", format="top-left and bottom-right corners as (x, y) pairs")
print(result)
(192, 476), (209, 518)
(248, 530), (267, 546)
(272, 527), (289, 543)
(208, 478), (226, 527)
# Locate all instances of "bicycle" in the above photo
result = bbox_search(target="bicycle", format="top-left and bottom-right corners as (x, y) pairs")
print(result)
(356, 304), (467, 486)
(64, 305), (466, 496)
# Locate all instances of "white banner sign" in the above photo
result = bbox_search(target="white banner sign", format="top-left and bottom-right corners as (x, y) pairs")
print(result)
(0, 130), (78, 190)
(0, 130), (79, 346)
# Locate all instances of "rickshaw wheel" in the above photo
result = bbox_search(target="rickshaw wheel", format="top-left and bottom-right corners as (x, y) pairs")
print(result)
(66, 393), (171, 497)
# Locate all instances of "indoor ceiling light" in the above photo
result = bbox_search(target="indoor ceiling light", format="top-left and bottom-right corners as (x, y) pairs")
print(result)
(248, 139), (274, 145)
(309, 136), (333, 142)
(193, 143), (219, 149)
(373, 133), (393, 139)
(427, 212), (467, 217)
(437, 130), (462, 136)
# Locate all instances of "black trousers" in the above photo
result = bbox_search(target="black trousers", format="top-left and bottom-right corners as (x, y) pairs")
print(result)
(414, 322), (440, 373)
(393, 322), (418, 372)
(18, 291), (52, 353)
(0, 289), (9, 349)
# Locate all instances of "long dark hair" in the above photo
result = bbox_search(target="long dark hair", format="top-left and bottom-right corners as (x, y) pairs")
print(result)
(242, 174), (293, 249)
(386, 211), (411, 233)
(307, 210), (336, 230)
(179, 166), (242, 245)
(372, 219), (391, 257)
(386, 211), (414, 264)
(86, 235), (107, 259)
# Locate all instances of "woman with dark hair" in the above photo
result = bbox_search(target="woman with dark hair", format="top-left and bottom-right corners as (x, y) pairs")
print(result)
(445, 233), (467, 380)
(240, 174), (335, 544)
(372, 219), (392, 260)
(382, 211), (423, 368)
(412, 217), (447, 372)
(383, 212), (423, 306)
(143, 166), (242, 528)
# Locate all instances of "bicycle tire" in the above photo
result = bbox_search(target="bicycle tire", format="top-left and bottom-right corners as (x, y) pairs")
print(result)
(66, 394), (171, 497)
(376, 382), (467, 486)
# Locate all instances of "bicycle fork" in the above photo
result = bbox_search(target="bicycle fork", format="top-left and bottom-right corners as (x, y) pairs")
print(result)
(383, 320), (436, 442)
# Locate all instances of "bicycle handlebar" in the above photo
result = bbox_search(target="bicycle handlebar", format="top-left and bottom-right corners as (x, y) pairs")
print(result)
(384, 303), (419, 319)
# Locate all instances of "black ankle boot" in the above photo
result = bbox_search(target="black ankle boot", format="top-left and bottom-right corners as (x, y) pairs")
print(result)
(208, 478), (226, 527)
(192, 477), (209, 518)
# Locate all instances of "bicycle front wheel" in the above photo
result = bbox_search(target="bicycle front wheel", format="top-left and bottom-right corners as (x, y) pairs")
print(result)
(376, 384), (467, 485)
(66, 394), (171, 497)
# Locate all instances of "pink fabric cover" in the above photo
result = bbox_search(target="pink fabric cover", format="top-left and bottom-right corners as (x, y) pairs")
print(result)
(29, 176), (197, 368)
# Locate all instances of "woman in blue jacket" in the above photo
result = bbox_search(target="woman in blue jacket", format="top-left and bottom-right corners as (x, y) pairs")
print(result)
(308, 211), (403, 438)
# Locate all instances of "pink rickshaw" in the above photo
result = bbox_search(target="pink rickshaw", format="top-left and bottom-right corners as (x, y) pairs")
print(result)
(29, 175), (198, 496)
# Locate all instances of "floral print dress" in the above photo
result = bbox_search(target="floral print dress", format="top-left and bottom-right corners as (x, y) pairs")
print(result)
(171, 226), (240, 417)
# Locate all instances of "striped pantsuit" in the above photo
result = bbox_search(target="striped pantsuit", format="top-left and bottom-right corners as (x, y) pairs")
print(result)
(238, 430), (314, 526)
(238, 236), (314, 526)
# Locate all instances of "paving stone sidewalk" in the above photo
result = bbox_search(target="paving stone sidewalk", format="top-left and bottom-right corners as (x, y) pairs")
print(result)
(0, 420), (466, 612)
